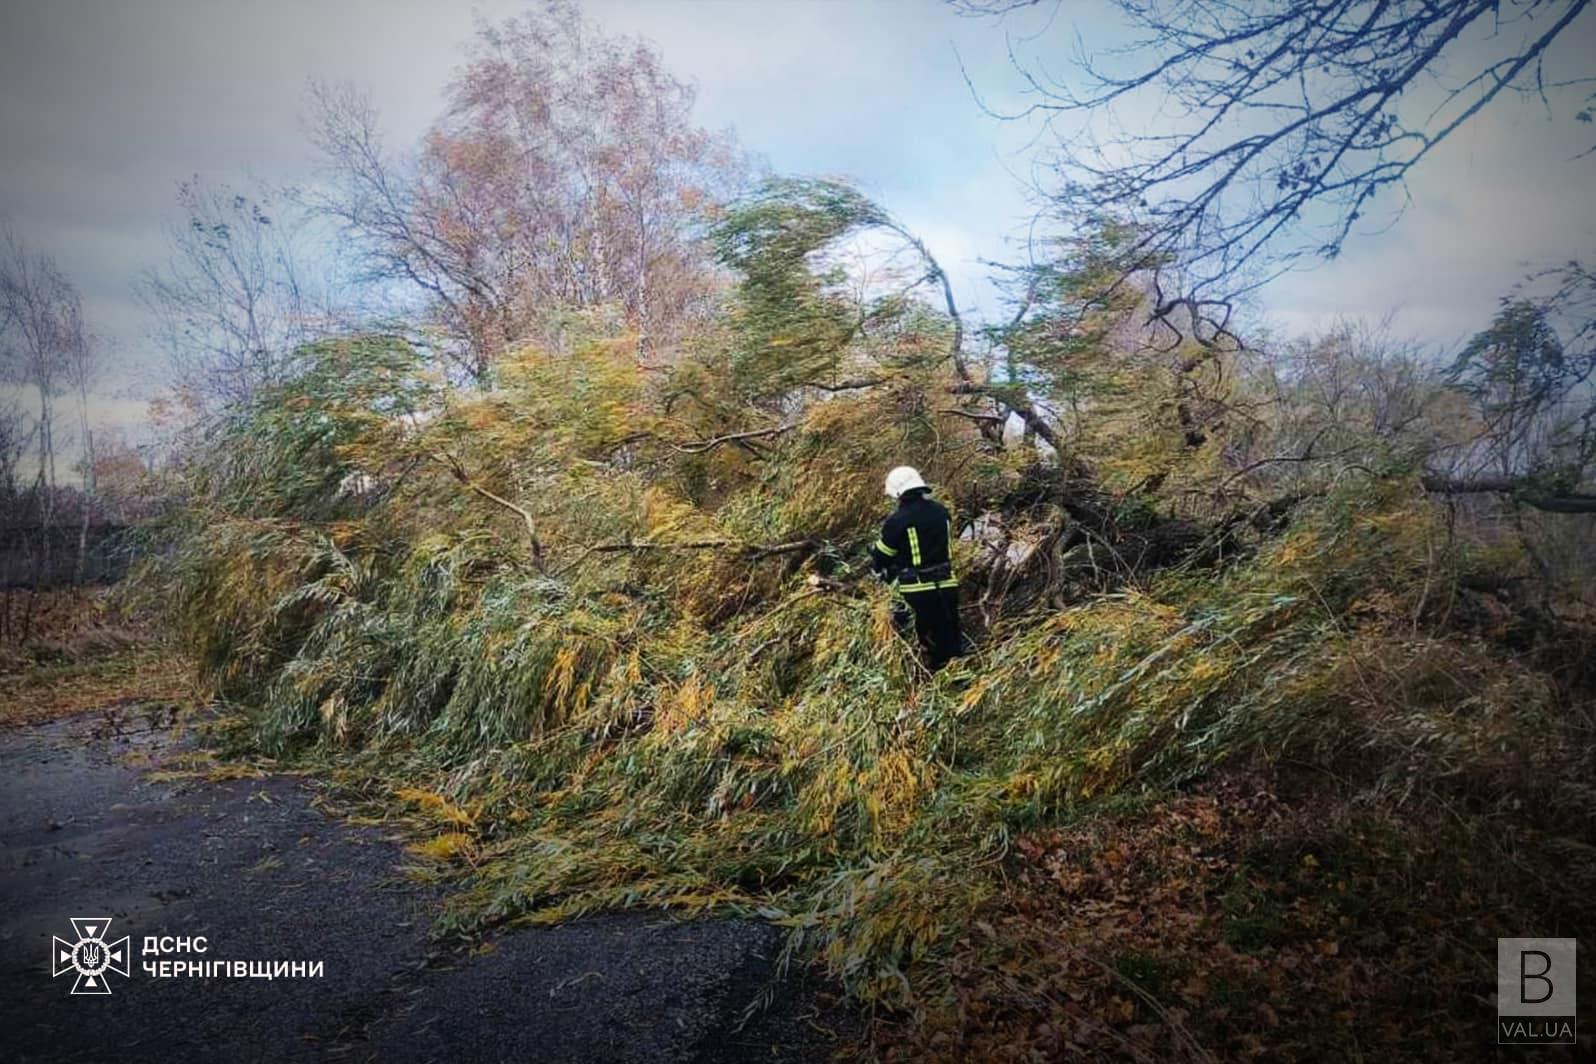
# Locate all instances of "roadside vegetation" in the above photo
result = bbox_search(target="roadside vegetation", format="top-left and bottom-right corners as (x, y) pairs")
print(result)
(7, 2), (1592, 1057)
(132, 191), (1595, 1056)
(0, 588), (185, 729)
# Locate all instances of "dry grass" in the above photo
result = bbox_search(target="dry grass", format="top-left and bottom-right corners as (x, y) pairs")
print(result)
(0, 587), (193, 729)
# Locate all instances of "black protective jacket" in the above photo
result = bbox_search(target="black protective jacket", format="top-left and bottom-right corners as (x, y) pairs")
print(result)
(868, 489), (958, 592)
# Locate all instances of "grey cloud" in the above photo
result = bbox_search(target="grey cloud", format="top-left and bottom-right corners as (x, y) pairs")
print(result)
(0, 0), (1591, 465)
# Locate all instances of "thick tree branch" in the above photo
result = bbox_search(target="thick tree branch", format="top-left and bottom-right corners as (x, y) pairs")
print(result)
(884, 221), (970, 383)
(669, 422), (799, 454)
(1420, 473), (1596, 513)
(949, 381), (1061, 448)
(433, 450), (547, 568)
(556, 536), (818, 576)
(803, 375), (894, 392)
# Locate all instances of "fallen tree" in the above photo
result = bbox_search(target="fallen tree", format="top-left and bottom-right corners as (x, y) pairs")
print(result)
(132, 181), (1595, 1060)
(1421, 472), (1596, 513)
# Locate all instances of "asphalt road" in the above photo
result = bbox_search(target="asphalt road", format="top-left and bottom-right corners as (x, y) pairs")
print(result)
(0, 709), (848, 1063)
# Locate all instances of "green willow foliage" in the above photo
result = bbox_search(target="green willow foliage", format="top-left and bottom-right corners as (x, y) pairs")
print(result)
(137, 182), (1587, 1015)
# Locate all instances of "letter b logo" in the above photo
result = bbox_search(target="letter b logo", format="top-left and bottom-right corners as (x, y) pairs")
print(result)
(1519, 949), (1554, 1004)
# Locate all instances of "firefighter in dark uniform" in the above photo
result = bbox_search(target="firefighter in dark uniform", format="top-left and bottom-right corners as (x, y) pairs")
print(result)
(869, 466), (964, 670)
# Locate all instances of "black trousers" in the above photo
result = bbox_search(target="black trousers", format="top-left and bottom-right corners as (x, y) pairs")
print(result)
(894, 586), (964, 671)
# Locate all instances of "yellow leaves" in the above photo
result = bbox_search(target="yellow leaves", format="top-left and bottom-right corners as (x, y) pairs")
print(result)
(326, 521), (363, 549)
(146, 757), (269, 784)
(319, 693), (350, 743)
(1186, 654), (1228, 684)
(394, 787), (477, 829)
(959, 673), (996, 714)
(444, 341), (646, 464)
(460, 401), (505, 434)
(797, 394), (876, 439)
(861, 748), (934, 839)
(394, 787), (482, 865)
(545, 645), (581, 716)
(1271, 530), (1321, 569)
(1004, 772), (1039, 800)
(1079, 738), (1132, 798)
(407, 832), (477, 864)
(793, 741), (936, 845)
(641, 486), (712, 542)
(657, 671), (714, 735)
(869, 594), (900, 650)
(801, 758), (854, 838)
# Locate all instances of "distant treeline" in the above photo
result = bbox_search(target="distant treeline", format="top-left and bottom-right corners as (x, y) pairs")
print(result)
(0, 521), (135, 588)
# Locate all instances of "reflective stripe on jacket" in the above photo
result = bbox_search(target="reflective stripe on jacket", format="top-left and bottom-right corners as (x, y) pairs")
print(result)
(869, 489), (957, 592)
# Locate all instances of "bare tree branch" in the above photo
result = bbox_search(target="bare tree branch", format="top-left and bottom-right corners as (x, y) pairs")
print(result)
(959, 0), (1596, 337)
(668, 422), (798, 454)
(432, 449), (547, 569)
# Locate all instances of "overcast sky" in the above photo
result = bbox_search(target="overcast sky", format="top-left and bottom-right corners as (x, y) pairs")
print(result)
(2, 0), (1594, 448)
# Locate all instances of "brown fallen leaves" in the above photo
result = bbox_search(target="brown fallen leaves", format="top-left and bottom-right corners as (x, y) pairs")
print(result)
(0, 588), (190, 729)
(873, 771), (1595, 1062)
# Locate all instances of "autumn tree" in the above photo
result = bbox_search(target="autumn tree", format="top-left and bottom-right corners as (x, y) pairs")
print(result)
(138, 177), (336, 418)
(306, 1), (748, 380)
(1422, 265), (1596, 511)
(0, 228), (81, 505)
(0, 396), (26, 500)
(0, 227), (101, 623)
(63, 299), (102, 582)
(85, 430), (162, 525)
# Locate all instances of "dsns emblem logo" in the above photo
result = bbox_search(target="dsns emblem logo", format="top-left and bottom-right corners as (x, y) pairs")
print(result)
(52, 917), (131, 995)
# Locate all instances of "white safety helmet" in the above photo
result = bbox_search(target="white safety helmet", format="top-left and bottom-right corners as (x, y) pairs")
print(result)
(884, 465), (928, 500)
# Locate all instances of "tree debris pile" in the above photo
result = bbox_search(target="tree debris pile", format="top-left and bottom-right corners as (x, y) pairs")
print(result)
(135, 181), (1595, 1057)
